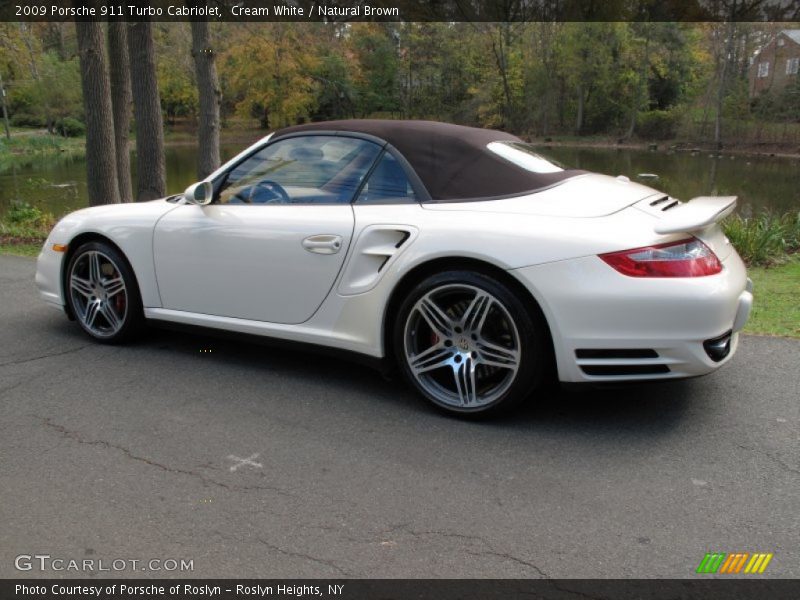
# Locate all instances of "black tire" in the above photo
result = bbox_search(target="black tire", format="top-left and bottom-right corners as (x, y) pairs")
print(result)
(393, 270), (547, 417)
(65, 241), (144, 344)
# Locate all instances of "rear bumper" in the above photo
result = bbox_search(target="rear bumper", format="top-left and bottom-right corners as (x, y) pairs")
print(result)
(511, 250), (751, 383)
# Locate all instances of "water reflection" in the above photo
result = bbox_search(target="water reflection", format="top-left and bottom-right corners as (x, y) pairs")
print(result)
(542, 146), (800, 217)
(0, 144), (244, 217)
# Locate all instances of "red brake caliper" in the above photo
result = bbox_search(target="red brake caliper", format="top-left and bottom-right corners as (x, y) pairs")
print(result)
(114, 269), (126, 314)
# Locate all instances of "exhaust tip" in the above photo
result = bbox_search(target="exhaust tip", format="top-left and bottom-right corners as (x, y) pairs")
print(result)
(703, 330), (733, 362)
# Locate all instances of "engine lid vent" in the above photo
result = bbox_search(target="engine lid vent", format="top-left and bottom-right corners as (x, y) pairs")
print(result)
(661, 200), (679, 211)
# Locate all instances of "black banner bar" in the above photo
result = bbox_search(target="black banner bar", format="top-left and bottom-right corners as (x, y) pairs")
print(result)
(4, 579), (800, 600)
(2, 0), (800, 22)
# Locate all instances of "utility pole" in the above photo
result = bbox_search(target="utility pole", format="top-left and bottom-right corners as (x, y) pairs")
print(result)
(0, 72), (11, 140)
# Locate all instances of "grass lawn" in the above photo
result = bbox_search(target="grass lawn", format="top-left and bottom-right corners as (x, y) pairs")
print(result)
(745, 258), (800, 338)
(0, 243), (41, 257)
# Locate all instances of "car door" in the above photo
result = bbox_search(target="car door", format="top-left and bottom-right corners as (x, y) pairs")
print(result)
(153, 134), (383, 324)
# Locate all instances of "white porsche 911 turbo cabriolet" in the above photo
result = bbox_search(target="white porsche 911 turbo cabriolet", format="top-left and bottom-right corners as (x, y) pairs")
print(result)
(36, 120), (752, 416)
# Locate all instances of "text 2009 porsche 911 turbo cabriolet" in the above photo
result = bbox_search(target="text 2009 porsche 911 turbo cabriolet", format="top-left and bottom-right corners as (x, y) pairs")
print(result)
(36, 120), (753, 416)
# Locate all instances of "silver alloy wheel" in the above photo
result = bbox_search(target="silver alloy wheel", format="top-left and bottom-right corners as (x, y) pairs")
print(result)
(69, 250), (128, 338)
(403, 284), (521, 408)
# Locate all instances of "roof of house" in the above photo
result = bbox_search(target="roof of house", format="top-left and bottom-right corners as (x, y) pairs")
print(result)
(782, 29), (800, 45)
(273, 119), (581, 201)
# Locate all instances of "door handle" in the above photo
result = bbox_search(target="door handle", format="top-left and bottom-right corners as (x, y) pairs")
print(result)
(302, 235), (343, 255)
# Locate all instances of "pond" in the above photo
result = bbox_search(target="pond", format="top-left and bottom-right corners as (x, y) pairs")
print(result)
(0, 144), (244, 218)
(540, 145), (800, 217)
(1, 143), (799, 217)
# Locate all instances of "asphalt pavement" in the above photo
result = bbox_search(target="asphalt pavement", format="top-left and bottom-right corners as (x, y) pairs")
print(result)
(1, 254), (798, 578)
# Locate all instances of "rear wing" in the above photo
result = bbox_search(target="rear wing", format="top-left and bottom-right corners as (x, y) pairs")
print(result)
(654, 196), (737, 235)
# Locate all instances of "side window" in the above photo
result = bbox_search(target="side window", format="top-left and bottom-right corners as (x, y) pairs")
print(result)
(355, 152), (417, 204)
(218, 135), (381, 205)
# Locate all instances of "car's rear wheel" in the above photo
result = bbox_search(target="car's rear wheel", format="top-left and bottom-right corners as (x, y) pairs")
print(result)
(394, 270), (546, 416)
(66, 241), (143, 343)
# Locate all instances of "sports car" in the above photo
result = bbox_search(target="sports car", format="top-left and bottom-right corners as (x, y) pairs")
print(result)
(35, 120), (753, 416)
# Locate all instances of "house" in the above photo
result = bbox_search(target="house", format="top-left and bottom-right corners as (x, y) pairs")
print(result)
(748, 29), (800, 97)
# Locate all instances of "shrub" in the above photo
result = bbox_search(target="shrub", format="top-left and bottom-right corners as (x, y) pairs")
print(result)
(636, 110), (679, 140)
(723, 211), (799, 266)
(10, 113), (47, 128)
(6, 202), (43, 226)
(785, 212), (800, 253)
(0, 202), (56, 242)
(55, 117), (86, 138)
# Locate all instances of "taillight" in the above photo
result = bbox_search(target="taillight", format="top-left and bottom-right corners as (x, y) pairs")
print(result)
(599, 238), (722, 277)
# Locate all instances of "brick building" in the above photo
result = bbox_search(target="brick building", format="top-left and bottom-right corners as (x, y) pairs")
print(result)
(749, 29), (800, 97)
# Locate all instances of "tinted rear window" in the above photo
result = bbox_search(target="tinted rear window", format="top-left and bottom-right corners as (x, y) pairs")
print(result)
(487, 141), (564, 174)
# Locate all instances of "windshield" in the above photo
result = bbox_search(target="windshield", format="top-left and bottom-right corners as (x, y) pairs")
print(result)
(487, 141), (564, 174)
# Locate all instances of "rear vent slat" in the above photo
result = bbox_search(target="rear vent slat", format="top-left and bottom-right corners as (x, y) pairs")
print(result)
(576, 349), (658, 359)
(580, 364), (671, 376)
(649, 196), (670, 206)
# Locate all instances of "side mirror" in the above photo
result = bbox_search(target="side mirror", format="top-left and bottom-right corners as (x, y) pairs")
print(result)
(183, 181), (213, 205)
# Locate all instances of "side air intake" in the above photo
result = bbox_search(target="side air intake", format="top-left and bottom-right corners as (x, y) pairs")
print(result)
(338, 225), (418, 295)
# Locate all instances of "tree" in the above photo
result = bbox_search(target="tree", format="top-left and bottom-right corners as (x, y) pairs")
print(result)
(352, 23), (400, 117)
(484, 22), (523, 129)
(190, 19), (221, 179)
(154, 23), (197, 125)
(304, 23), (355, 121)
(0, 23), (83, 132)
(0, 71), (11, 139)
(108, 22), (133, 203)
(310, 52), (356, 121)
(554, 23), (642, 136)
(523, 21), (563, 135)
(625, 22), (652, 139)
(127, 21), (166, 201)
(223, 24), (320, 129)
(395, 23), (473, 122)
(75, 19), (120, 206)
(5, 51), (81, 132)
(714, 19), (737, 150)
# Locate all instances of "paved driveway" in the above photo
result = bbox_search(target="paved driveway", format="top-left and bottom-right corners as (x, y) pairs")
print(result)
(1, 255), (798, 578)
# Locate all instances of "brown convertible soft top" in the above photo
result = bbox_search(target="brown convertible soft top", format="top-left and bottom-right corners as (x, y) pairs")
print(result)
(273, 119), (581, 201)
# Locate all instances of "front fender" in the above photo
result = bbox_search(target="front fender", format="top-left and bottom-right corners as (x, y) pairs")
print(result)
(38, 200), (178, 309)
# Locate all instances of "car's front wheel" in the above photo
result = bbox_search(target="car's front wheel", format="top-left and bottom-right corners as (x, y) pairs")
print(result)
(394, 270), (547, 416)
(65, 241), (143, 343)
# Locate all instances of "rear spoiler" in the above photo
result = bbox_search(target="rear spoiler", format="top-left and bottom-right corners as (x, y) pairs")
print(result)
(654, 196), (737, 234)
